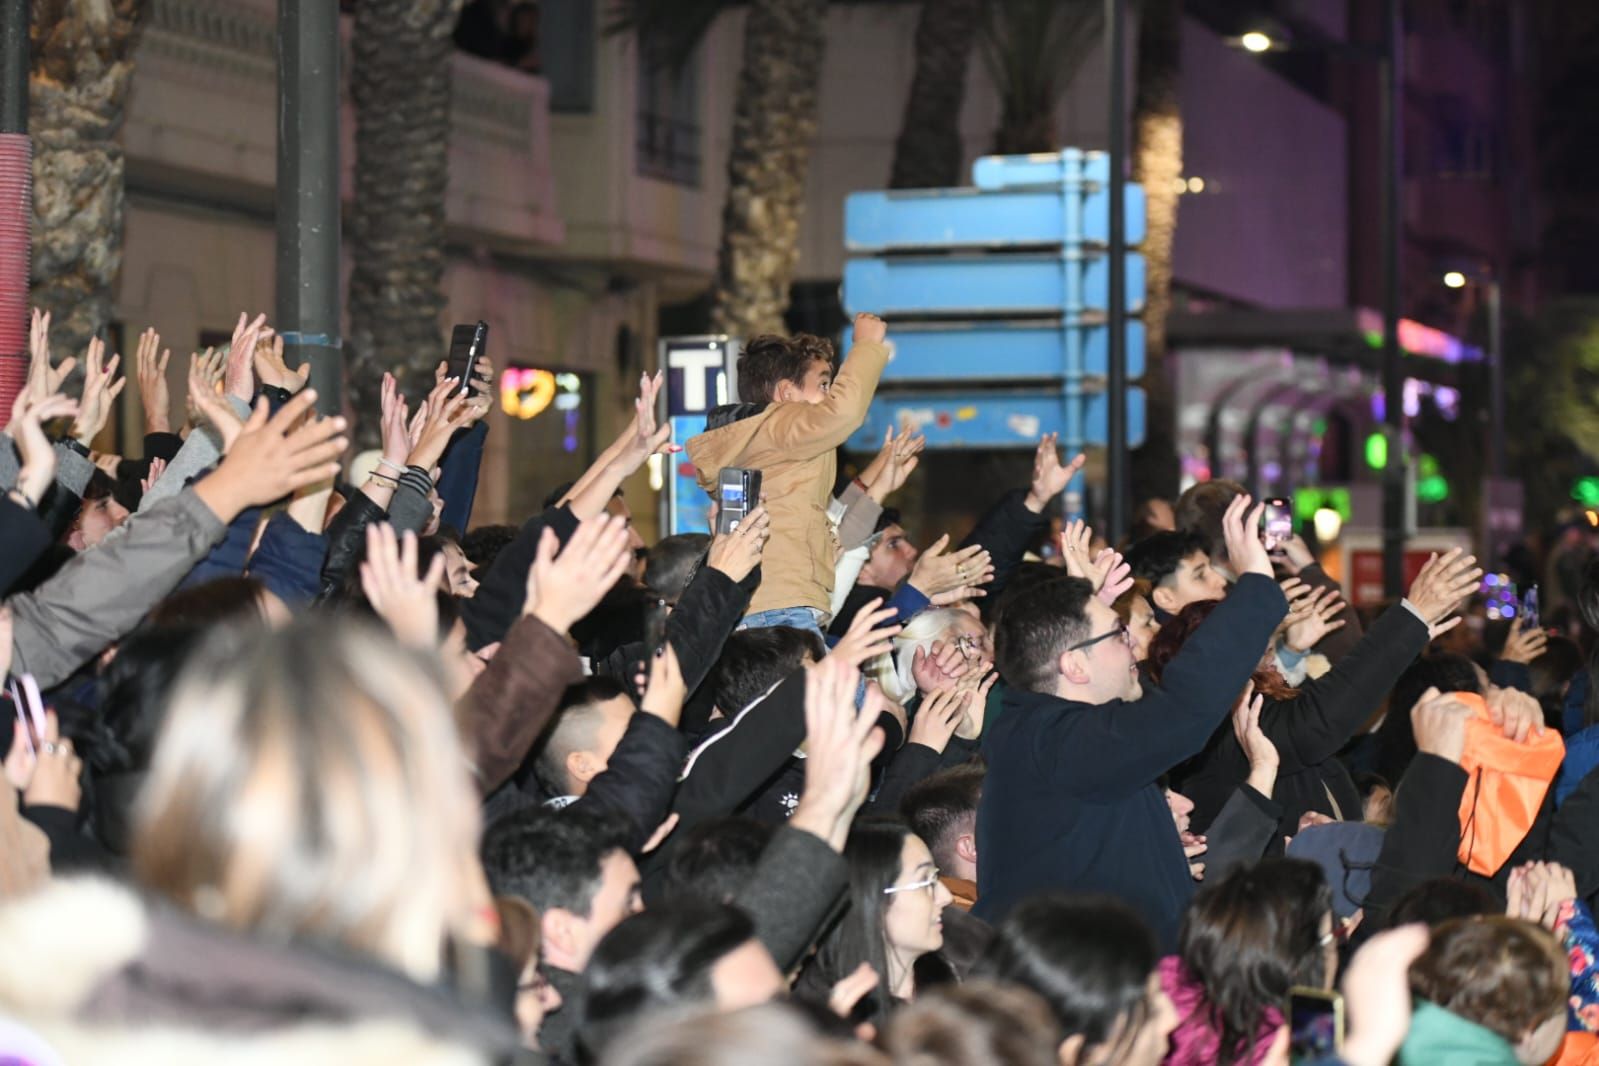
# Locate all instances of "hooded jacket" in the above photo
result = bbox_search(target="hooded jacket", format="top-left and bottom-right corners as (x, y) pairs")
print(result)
(1396, 1000), (1521, 1065)
(685, 339), (890, 618)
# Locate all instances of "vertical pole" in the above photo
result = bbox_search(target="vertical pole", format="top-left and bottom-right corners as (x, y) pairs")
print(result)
(1063, 151), (1086, 520)
(1379, 0), (1405, 599)
(0, 1), (32, 423)
(1106, 0), (1128, 542)
(276, 0), (343, 416)
(1487, 277), (1504, 478)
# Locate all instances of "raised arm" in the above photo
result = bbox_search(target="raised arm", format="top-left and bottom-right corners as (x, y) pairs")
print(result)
(760, 314), (892, 458)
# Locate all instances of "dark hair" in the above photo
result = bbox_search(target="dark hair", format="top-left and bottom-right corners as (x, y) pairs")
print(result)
(1173, 480), (1245, 565)
(569, 580), (655, 662)
(815, 820), (937, 1029)
(1146, 599), (1297, 700)
(599, 1003), (865, 1066)
(460, 523), (518, 572)
(530, 676), (634, 796)
(1374, 653), (1481, 785)
(146, 576), (270, 629)
(1387, 877), (1499, 929)
(1528, 635), (1582, 728)
(644, 533), (711, 606)
(481, 806), (633, 916)
(993, 576), (1094, 694)
(711, 626), (824, 713)
(659, 817), (774, 906)
(881, 981), (1061, 1066)
(581, 902), (761, 1057)
(1409, 916), (1567, 1043)
(899, 761), (985, 873)
(1177, 858), (1333, 1065)
(737, 334), (836, 404)
(1125, 530), (1209, 589)
(972, 894), (1157, 1060)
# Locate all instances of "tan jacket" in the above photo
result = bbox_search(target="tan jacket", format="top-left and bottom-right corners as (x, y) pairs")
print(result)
(686, 340), (890, 618)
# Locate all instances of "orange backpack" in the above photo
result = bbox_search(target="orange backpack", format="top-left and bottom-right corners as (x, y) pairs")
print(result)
(1454, 691), (1566, 877)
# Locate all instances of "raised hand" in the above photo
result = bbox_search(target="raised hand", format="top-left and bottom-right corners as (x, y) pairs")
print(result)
(640, 642), (687, 727)
(224, 312), (267, 402)
(952, 670), (997, 739)
(26, 308), (76, 406)
(1090, 547), (1133, 605)
(72, 337), (126, 447)
(862, 424), (925, 503)
(359, 523), (445, 648)
(1338, 925), (1431, 1066)
(523, 513), (633, 634)
(188, 355), (245, 450)
(908, 686), (967, 754)
(1024, 432), (1088, 513)
(790, 656), (887, 849)
(134, 327), (173, 435)
(1220, 493), (1272, 579)
(706, 500), (770, 582)
(1231, 683), (1279, 797)
(911, 639), (970, 695)
(1500, 617), (1549, 665)
(140, 457), (167, 499)
(1409, 686), (1476, 764)
(828, 598), (901, 667)
(619, 370), (677, 469)
(908, 534), (995, 605)
(851, 311), (887, 347)
(22, 710), (81, 813)
(8, 392), (77, 506)
(378, 373), (413, 469)
(1284, 586), (1348, 653)
(192, 390), (348, 521)
(254, 333), (310, 394)
(1405, 548), (1482, 636)
(405, 374), (474, 472)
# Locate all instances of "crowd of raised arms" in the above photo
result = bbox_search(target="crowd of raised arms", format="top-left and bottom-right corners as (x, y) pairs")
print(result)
(2, 308), (1599, 1066)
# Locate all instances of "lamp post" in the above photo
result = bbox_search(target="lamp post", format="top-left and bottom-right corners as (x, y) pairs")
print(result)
(1443, 268), (1504, 478)
(1106, 0), (1129, 544)
(1236, 0), (1405, 598)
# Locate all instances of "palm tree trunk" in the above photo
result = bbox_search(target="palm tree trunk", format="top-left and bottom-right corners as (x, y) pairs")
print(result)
(29, 0), (145, 359)
(1131, 0), (1182, 499)
(347, 0), (463, 448)
(708, 0), (827, 339)
(889, 0), (982, 189)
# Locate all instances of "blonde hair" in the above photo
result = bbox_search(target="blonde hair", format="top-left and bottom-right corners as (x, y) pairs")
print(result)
(131, 618), (481, 982)
(869, 607), (974, 704)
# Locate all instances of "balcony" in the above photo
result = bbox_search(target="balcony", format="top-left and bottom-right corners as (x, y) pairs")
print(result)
(123, 0), (563, 251)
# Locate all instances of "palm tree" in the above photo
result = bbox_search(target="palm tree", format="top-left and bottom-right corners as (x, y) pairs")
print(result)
(1131, 0), (1183, 497)
(980, 0), (1100, 155)
(346, 0), (463, 447)
(29, 0), (146, 358)
(618, 0), (828, 339)
(888, 0), (983, 190)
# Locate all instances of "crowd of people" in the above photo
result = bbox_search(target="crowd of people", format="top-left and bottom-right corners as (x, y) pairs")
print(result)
(1, 306), (1598, 1066)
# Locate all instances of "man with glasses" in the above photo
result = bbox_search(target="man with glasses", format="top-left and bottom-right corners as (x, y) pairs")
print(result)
(973, 495), (1288, 952)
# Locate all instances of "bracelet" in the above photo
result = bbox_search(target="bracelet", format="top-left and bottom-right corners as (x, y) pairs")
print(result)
(376, 457), (406, 474)
(366, 472), (398, 486)
(7, 489), (36, 512)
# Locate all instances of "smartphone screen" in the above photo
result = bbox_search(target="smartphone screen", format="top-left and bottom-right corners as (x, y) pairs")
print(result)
(1522, 586), (1541, 629)
(446, 322), (487, 396)
(1264, 498), (1293, 552)
(1288, 988), (1344, 1062)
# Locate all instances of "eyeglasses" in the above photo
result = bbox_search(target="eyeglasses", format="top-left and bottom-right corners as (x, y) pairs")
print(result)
(883, 868), (942, 897)
(953, 634), (989, 660)
(1067, 622), (1129, 653)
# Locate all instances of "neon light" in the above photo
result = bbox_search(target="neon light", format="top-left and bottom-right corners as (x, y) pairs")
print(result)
(1364, 433), (1387, 470)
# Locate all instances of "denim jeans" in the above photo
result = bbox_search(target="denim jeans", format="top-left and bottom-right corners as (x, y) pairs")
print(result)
(739, 606), (827, 641)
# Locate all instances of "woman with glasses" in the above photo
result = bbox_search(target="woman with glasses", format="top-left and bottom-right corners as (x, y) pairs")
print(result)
(872, 606), (994, 704)
(1160, 858), (1338, 1065)
(799, 819), (955, 1028)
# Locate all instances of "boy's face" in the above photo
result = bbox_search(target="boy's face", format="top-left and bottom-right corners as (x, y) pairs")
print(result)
(1152, 550), (1229, 614)
(774, 359), (833, 405)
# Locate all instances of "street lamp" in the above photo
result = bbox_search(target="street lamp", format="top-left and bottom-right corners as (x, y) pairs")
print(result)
(1441, 267), (1504, 477)
(1235, 3), (1405, 599)
(1443, 270), (1467, 289)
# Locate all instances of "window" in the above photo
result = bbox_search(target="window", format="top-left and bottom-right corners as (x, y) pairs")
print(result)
(500, 367), (595, 520)
(636, 40), (701, 186)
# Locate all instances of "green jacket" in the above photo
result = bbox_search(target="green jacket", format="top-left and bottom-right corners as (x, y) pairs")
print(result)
(1397, 1001), (1520, 1066)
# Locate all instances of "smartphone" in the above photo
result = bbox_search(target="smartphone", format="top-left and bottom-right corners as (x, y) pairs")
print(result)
(446, 321), (488, 397)
(1264, 497), (1293, 552)
(643, 597), (668, 662)
(1522, 586), (1540, 629)
(1288, 987), (1345, 1062)
(715, 467), (762, 534)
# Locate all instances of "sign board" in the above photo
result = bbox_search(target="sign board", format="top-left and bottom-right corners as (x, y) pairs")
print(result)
(847, 388), (1146, 451)
(661, 336), (739, 535)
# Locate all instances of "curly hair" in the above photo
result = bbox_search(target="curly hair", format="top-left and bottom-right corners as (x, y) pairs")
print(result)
(736, 333), (836, 404)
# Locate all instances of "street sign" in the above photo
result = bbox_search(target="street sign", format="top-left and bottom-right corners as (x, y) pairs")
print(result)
(843, 321), (1146, 382)
(846, 388), (1146, 451)
(661, 336), (739, 535)
(845, 182), (1147, 251)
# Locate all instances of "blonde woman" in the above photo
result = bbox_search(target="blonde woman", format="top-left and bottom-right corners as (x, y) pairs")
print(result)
(0, 619), (518, 1063)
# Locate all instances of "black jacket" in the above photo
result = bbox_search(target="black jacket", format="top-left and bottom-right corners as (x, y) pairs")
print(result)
(592, 565), (755, 700)
(570, 712), (687, 855)
(0, 496), (54, 593)
(464, 504), (580, 650)
(974, 573), (1286, 951)
(1176, 603), (1429, 843)
(317, 490), (387, 602)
